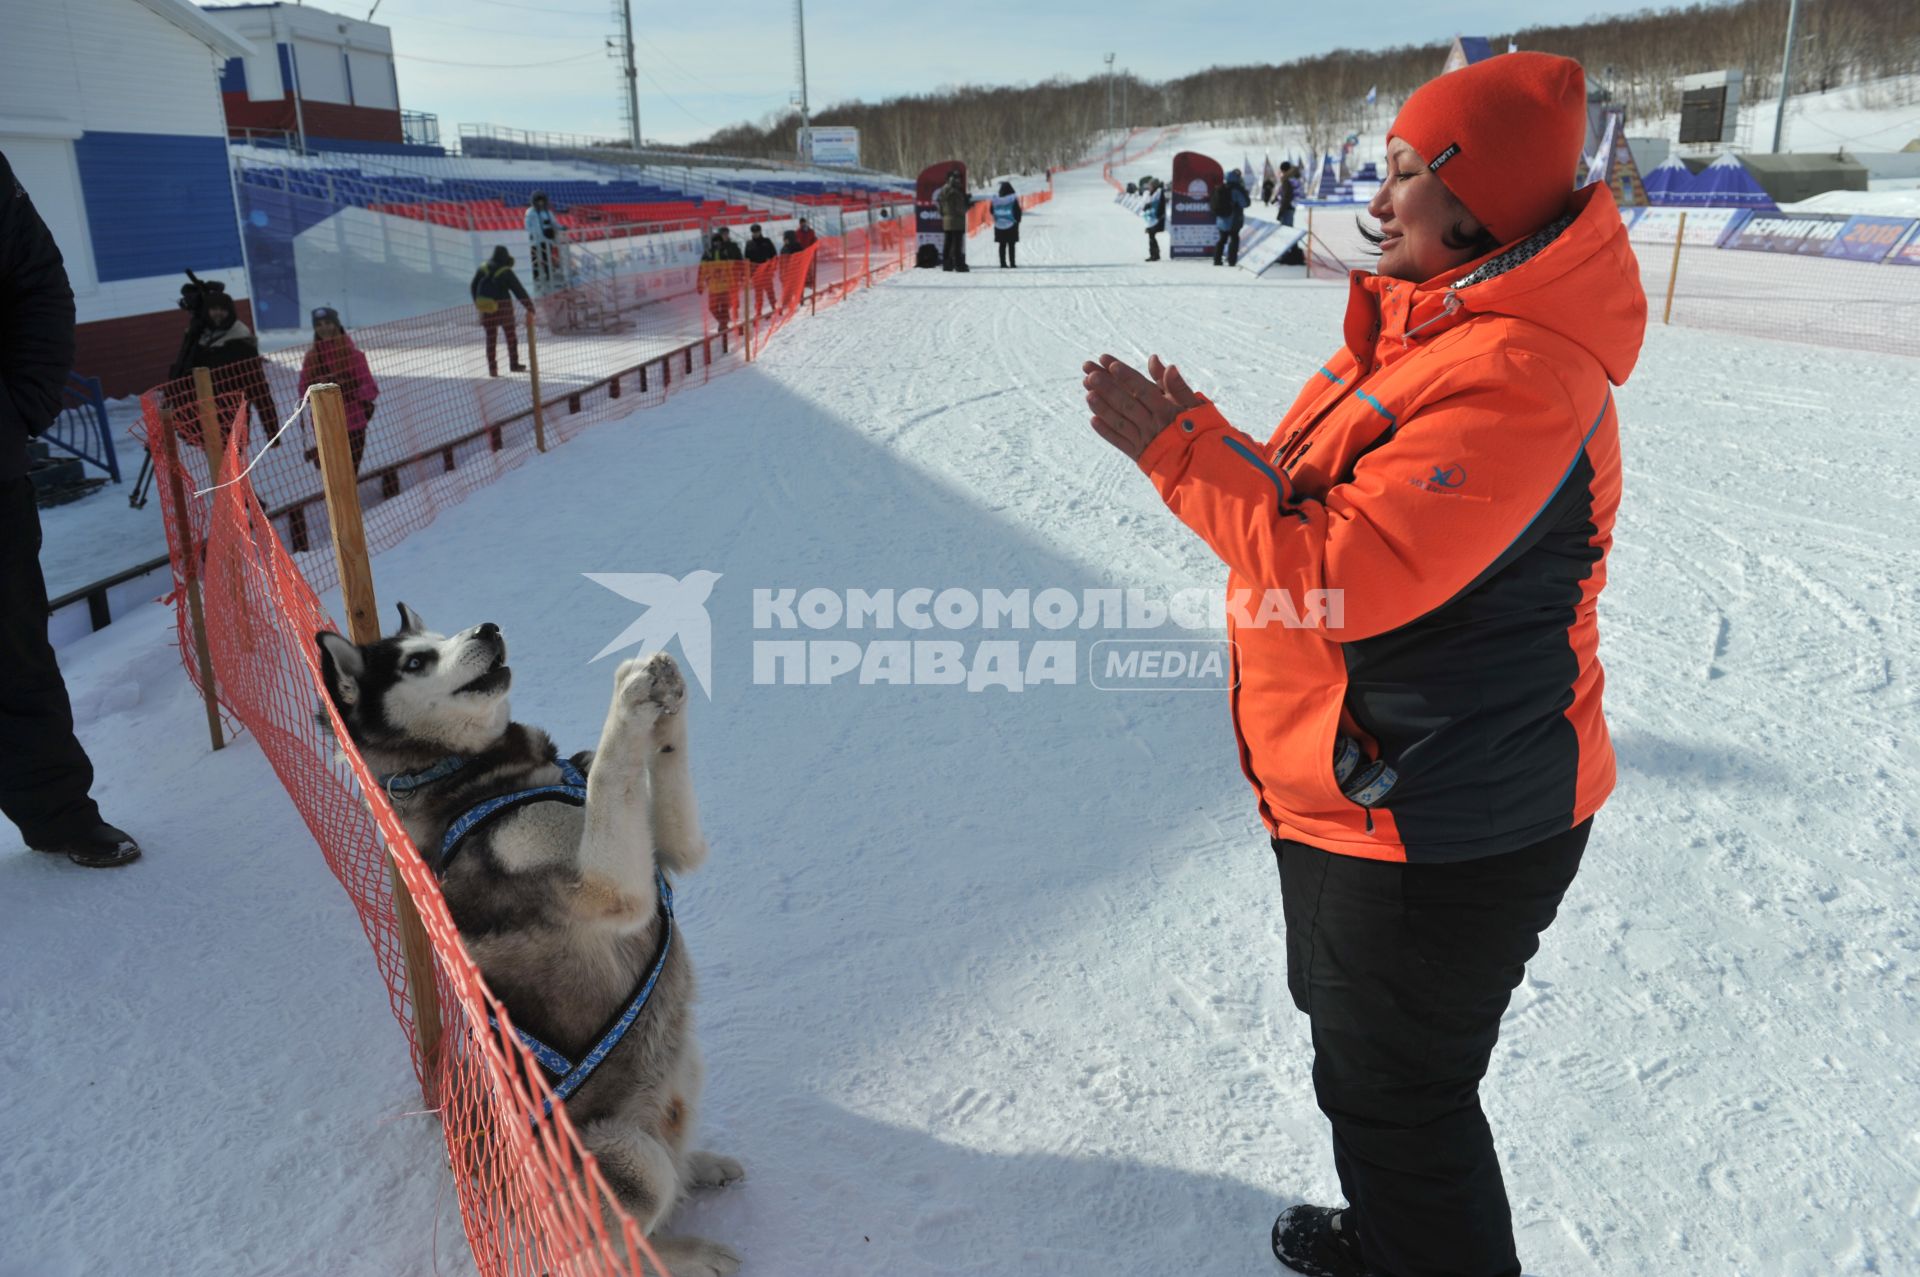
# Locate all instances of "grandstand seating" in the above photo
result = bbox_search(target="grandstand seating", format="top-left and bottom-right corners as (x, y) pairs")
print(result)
(234, 164), (778, 231)
(234, 160), (913, 231)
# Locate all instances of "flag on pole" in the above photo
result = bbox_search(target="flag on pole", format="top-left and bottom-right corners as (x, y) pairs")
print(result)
(1365, 84), (1378, 106)
(1263, 153), (1277, 183)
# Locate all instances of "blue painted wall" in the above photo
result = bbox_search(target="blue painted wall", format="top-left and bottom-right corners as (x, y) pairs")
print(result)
(220, 57), (247, 94)
(72, 132), (245, 283)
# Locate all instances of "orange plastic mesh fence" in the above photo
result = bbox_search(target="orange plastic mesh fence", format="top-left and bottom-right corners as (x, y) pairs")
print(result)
(966, 186), (1054, 237)
(132, 213), (922, 1276)
(1100, 127), (1176, 191)
(1301, 203), (1920, 359)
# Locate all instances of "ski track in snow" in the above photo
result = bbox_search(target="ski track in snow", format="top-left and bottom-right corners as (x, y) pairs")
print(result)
(3, 144), (1917, 1275)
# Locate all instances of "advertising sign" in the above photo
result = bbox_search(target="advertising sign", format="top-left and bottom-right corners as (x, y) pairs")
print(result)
(916, 160), (966, 260)
(1886, 220), (1920, 267)
(801, 127), (860, 168)
(1823, 215), (1917, 264)
(1169, 151), (1225, 260)
(1626, 207), (1751, 247)
(1722, 212), (1851, 256)
(1235, 219), (1308, 275)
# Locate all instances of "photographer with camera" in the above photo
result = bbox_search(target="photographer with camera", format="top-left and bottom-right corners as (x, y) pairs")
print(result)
(171, 275), (281, 445)
(1, 151), (141, 868)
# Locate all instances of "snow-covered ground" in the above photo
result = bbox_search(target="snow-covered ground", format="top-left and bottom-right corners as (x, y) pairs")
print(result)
(4, 150), (1917, 1277)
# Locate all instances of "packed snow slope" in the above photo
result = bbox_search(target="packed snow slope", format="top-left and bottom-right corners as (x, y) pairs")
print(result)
(3, 153), (1916, 1276)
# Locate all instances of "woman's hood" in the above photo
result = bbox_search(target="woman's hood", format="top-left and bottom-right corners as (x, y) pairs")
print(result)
(1446, 185), (1648, 386)
(1349, 185), (1648, 388)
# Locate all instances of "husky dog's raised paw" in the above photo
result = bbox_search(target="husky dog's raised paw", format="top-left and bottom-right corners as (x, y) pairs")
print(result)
(613, 652), (685, 719)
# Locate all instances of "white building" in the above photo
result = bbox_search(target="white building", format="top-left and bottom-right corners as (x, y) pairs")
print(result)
(202, 3), (419, 152)
(1, 0), (254, 396)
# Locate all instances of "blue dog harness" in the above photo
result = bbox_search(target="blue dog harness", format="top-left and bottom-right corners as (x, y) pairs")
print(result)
(388, 750), (676, 1117)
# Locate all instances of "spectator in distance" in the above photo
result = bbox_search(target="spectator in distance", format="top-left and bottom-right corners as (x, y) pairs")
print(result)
(1211, 168), (1250, 267)
(990, 181), (1022, 269)
(296, 306), (380, 474)
(936, 169), (971, 273)
(470, 246), (533, 377)
(525, 191), (561, 288)
(1141, 177), (1168, 262)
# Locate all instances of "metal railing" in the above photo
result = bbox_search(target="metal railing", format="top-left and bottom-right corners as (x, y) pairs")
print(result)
(45, 372), (122, 483)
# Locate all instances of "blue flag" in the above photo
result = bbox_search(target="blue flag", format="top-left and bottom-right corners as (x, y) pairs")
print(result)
(1365, 84), (1377, 106)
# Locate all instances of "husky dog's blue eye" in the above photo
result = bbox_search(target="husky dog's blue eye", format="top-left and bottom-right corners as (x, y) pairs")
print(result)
(404, 654), (428, 673)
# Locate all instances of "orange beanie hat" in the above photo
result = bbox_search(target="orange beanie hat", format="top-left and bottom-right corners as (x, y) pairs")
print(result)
(1387, 51), (1588, 243)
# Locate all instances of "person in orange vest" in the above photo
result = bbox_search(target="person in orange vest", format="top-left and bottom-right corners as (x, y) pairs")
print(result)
(1082, 53), (1644, 1277)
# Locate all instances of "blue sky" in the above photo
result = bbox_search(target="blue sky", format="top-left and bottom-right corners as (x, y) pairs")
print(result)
(368, 0), (1705, 145)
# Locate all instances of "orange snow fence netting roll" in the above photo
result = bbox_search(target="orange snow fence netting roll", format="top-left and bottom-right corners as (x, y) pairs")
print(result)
(134, 212), (925, 1276)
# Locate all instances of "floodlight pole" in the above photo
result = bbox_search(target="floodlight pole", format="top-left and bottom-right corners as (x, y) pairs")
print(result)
(794, 0), (812, 134)
(1771, 0), (1801, 153)
(1105, 53), (1115, 153)
(620, 0), (642, 150)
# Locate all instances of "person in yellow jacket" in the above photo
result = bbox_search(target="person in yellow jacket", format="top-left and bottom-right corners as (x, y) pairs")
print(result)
(696, 230), (745, 332)
(469, 246), (533, 376)
(1083, 52), (1646, 1277)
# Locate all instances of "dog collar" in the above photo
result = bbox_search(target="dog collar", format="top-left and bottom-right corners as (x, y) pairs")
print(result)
(379, 755), (469, 800)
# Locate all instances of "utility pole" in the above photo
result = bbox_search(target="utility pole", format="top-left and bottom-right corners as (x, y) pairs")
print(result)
(794, 0), (812, 150)
(618, 0), (642, 150)
(1772, 0), (1801, 153)
(1104, 52), (1115, 153)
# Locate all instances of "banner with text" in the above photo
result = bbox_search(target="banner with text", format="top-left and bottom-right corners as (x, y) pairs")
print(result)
(1169, 150), (1225, 259)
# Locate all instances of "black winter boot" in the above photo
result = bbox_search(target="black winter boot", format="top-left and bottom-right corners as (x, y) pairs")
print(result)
(1272, 1205), (1375, 1277)
(31, 821), (142, 868)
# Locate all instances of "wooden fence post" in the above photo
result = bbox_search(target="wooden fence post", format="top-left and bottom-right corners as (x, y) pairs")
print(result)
(525, 305), (547, 452)
(312, 382), (445, 1104)
(1663, 211), (1688, 327)
(160, 412), (224, 752)
(194, 367), (256, 653)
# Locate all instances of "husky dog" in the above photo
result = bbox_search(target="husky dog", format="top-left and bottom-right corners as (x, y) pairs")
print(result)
(317, 604), (741, 1276)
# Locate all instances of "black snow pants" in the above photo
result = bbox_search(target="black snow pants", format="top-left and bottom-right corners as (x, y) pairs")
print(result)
(0, 478), (101, 845)
(1273, 819), (1590, 1277)
(1213, 223), (1241, 266)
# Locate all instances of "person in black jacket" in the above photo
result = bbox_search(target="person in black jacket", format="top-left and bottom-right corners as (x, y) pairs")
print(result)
(1277, 160), (1299, 227)
(0, 151), (141, 867)
(1211, 169), (1251, 267)
(182, 288), (280, 442)
(471, 246), (534, 377)
(742, 223), (778, 319)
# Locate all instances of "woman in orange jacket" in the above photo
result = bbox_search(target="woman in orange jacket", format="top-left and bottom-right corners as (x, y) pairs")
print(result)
(1083, 53), (1644, 1277)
